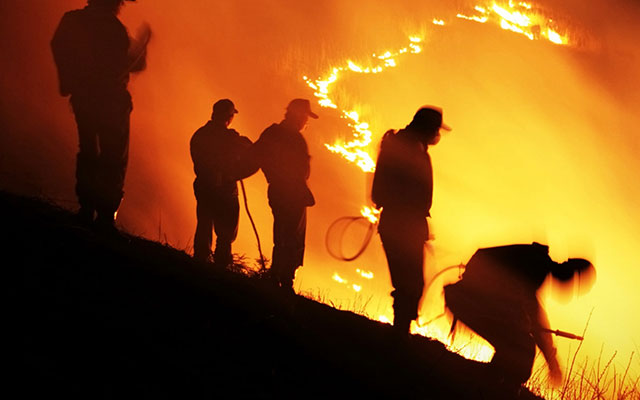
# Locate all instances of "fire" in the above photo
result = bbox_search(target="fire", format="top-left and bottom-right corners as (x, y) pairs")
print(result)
(331, 270), (370, 293)
(412, 321), (494, 362)
(303, 2), (571, 176)
(303, 36), (424, 173)
(360, 206), (380, 224)
(304, 0), (578, 365)
(332, 272), (347, 284)
(356, 268), (374, 280)
(456, 1), (569, 45)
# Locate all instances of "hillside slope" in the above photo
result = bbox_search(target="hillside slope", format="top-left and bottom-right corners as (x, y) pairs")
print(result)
(9, 191), (544, 399)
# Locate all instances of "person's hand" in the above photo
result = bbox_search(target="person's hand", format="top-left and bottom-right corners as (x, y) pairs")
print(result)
(136, 22), (152, 47)
(548, 357), (563, 387)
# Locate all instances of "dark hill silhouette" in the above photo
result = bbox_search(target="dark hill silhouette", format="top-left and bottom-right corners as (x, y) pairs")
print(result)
(9, 190), (544, 399)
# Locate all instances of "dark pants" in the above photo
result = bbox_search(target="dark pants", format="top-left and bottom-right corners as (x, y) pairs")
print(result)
(71, 93), (131, 220)
(193, 189), (239, 265)
(444, 284), (536, 385)
(270, 203), (307, 289)
(378, 211), (427, 331)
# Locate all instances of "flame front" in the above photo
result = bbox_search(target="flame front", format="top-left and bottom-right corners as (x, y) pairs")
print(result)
(304, 1), (571, 176)
(457, 1), (569, 45)
(303, 36), (424, 173)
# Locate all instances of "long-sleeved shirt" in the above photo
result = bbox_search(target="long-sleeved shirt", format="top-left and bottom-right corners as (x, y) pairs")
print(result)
(51, 6), (143, 97)
(190, 121), (254, 197)
(251, 121), (315, 208)
(371, 128), (433, 217)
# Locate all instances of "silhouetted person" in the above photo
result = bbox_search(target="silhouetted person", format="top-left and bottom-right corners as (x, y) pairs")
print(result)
(444, 242), (595, 393)
(51, 0), (150, 230)
(371, 106), (451, 337)
(190, 99), (256, 266)
(251, 99), (318, 293)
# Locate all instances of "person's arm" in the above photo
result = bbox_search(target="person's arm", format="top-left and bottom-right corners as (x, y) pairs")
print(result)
(128, 23), (152, 73)
(51, 14), (76, 96)
(371, 131), (396, 208)
(530, 297), (562, 386)
(233, 135), (260, 180)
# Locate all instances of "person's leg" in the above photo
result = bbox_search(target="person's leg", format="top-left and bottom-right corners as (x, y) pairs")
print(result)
(379, 214), (426, 335)
(212, 195), (239, 267)
(271, 205), (306, 291)
(193, 198), (214, 262)
(445, 291), (537, 387)
(380, 230), (424, 335)
(95, 97), (131, 225)
(71, 99), (99, 224)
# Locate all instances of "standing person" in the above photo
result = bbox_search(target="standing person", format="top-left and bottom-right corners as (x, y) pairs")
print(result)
(51, 0), (151, 230)
(190, 99), (256, 266)
(444, 243), (595, 394)
(371, 106), (450, 337)
(251, 99), (318, 293)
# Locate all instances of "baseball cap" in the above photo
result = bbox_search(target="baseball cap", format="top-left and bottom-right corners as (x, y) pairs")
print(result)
(212, 99), (238, 116)
(286, 99), (319, 119)
(409, 106), (451, 133)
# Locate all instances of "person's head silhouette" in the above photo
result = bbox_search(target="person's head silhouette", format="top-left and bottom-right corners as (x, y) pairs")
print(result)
(88, 0), (135, 14)
(551, 257), (596, 296)
(284, 99), (318, 131)
(407, 106), (451, 146)
(211, 99), (238, 127)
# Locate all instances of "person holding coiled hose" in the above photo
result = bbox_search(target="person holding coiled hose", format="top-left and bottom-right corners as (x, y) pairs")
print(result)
(371, 106), (451, 338)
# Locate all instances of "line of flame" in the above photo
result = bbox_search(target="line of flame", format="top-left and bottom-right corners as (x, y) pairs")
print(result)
(303, 36), (425, 174)
(457, 1), (569, 45)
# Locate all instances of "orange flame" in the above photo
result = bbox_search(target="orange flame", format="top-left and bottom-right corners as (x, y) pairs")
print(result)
(303, 36), (424, 173)
(457, 1), (570, 45)
(360, 206), (380, 224)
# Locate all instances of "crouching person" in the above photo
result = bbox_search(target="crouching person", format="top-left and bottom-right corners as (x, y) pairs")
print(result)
(444, 242), (595, 394)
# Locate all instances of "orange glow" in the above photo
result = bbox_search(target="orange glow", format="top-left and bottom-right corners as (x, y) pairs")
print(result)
(3, 1), (639, 394)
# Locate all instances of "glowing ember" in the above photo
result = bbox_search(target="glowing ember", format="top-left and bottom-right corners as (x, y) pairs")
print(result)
(356, 268), (374, 279)
(360, 206), (380, 224)
(332, 272), (347, 284)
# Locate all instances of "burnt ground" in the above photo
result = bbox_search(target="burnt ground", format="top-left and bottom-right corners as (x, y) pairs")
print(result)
(9, 190), (545, 399)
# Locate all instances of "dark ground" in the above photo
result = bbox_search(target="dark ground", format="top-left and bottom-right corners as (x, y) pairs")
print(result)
(9, 191), (545, 399)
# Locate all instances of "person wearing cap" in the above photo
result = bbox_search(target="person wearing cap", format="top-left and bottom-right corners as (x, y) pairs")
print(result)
(371, 106), (451, 337)
(250, 99), (318, 293)
(51, 0), (151, 230)
(444, 243), (595, 394)
(190, 99), (256, 266)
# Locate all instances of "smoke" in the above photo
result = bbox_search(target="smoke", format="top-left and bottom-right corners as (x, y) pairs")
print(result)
(1, 0), (638, 380)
